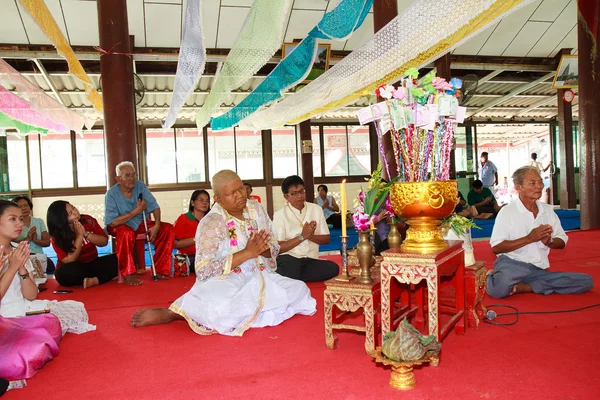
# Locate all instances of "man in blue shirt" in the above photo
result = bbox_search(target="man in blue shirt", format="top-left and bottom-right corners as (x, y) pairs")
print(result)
(479, 152), (498, 192)
(105, 161), (174, 285)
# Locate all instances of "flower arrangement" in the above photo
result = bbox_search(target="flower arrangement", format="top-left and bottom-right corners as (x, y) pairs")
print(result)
(441, 214), (481, 237)
(358, 68), (465, 183)
(352, 164), (397, 231)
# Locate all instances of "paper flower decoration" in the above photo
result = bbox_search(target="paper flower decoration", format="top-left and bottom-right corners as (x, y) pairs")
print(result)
(432, 77), (453, 91)
(376, 84), (395, 99)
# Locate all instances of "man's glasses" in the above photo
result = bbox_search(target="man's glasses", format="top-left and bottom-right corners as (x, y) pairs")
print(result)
(287, 190), (306, 197)
(121, 173), (137, 180)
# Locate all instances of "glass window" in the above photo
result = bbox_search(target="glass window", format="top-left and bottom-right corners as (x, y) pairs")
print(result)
(207, 128), (235, 177)
(323, 126), (348, 176)
(347, 126), (370, 176)
(311, 127), (321, 178)
(4, 135), (28, 191)
(40, 134), (73, 188)
(27, 134), (42, 189)
(146, 129), (176, 184)
(76, 131), (106, 187)
(272, 127), (298, 179)
(175, 128), (206, 183)
(235, 128), (263, 179)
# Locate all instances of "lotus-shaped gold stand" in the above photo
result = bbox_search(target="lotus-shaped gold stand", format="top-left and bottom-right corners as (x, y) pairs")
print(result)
(389, 181), (459, 253)
(370, 348), (439, 390)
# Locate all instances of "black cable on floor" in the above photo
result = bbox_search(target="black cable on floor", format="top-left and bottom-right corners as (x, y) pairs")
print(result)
(482, 303), (600, 326)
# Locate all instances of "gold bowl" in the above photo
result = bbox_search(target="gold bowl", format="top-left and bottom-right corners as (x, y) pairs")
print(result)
(389, 181), (459, 252)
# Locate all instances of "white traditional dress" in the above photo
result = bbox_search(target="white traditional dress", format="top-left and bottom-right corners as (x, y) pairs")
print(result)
(0, 258), (95, 336)
(170, 199), (316, 336)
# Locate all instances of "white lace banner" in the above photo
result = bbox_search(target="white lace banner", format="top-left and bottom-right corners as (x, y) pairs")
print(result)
(239, 0), (533, 130)
(162, 0), (206, 130)
(194, 0), (293, 129)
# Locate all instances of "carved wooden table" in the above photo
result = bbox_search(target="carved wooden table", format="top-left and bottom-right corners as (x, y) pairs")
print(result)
(380, 241), (466, 341)
(324, 276), (380, 354)
(441, 261), (487, 329)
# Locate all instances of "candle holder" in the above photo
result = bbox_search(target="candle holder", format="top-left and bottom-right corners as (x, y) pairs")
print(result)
(335, 236), (354, 281)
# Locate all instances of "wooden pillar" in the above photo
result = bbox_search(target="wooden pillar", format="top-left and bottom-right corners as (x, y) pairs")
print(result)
(557, 87), (576, 209)
(373, 0), (399, 180)
(435, 54), (456, 179)
(97, 0), (137, 186)
(578, 0), (600, 228)
(298, 120), (315, 201)
(261, 129), (274, 218)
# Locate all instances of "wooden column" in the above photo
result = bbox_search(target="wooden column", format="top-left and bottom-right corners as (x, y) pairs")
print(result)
(97, 0), (137, 186)
(435, 54), (456, 179)
(373, 0), (399, 180)
(578, 0), (600, 228)
(557, 88), (576, 209)
(261, 129), (275, 218)
(298, 120), (315, 201)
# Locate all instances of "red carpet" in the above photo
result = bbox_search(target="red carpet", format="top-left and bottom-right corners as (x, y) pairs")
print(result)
(5, 230), (600, 399)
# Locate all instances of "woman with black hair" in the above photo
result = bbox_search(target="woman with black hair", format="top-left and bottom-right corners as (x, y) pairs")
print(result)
(46, 201), (118, 288)
(12, 195), (55, 274)
(173, 190), (210, 274)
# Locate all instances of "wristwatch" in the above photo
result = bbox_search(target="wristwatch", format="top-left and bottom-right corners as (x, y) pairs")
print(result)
(298, 234), (305, 242)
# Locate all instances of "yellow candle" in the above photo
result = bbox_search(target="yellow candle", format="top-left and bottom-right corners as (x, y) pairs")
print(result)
(340, 179), (347, 237)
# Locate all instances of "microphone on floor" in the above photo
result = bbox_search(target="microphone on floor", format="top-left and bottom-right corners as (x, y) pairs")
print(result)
(485, 309), (497, 321)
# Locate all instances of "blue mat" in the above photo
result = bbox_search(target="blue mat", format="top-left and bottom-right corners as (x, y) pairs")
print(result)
(320, 209), (581, 251)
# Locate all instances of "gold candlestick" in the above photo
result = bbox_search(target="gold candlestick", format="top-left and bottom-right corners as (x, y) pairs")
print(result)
(335, 236), (354, 281)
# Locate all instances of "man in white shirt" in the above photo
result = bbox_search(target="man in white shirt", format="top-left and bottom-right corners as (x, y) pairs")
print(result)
(272, 175), (339, 282)
(486, 166), (593, 298)
(479, 152), (498, 192)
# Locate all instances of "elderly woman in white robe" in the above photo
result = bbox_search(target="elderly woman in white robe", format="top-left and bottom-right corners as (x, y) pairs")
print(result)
(130, 170), (316, 336)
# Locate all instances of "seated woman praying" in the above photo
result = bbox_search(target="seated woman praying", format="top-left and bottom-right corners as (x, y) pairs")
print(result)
(12, 195), (55, 274)
(314, 185), (342, 228)
(173, 190), (210, 274)
(47, 201), (118, 289)
(131, 170), (316, 336)
(0, 200), (95, 336)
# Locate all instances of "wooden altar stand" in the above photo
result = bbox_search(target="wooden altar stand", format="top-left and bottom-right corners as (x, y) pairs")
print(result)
(380, 241), (466, 341)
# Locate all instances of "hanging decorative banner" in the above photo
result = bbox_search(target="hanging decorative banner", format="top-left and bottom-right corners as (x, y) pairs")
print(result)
(0, 111), (49, 135)
(239, 0), (533, 130)
(163, 0), (206, 130)
(0, 87), (68, 132)
(194, 0), (293, 129)
(0, 59), (88, 133)
(210, 0), (372, 131)
(18, 0), (103, 112)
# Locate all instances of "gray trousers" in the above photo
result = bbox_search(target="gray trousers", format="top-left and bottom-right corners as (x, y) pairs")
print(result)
(486, 255), (594, 299)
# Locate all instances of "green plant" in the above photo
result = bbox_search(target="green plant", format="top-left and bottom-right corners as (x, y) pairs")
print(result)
(442, 214), (480, 236)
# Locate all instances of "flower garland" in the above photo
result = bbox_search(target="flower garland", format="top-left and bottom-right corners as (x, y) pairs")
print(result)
(226, 214), (264, 274)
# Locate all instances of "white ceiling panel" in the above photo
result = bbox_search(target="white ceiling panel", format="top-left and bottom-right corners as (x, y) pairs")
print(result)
(478, 0), (542, 55)
(453, 23), (498, 55)
(221, 0), (253, 6)
(16, 0), (69, 45)
(0, 0), (29, 44)
(62, 0), (100, 46)
(527, 1), (576, 57)
(344, 12), (373, 51)
(145, 0), (182, 4)
(550, 25), (577, 56)
(397, 0), (417, 14)
(145, 3), (182, 47)
(530, 0), (571, 22)
(284, 10), (324, 42)
(127, 0), (146, 47)
(503, 21), (551, 57)
(201, 0), (221, 48)
(326, 0), (344, 12)
(293, 0), (330, 11)
(216, 7), (250, 48)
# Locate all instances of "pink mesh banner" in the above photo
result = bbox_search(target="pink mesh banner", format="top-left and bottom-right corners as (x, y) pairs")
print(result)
(0, 59), (87, 132)
(0, 87), (69, 132)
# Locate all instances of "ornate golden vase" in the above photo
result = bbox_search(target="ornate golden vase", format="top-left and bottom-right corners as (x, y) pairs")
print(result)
(389, 181), (459, 253)
(356, 230), (375, 284)
(387, 223), (402, 249)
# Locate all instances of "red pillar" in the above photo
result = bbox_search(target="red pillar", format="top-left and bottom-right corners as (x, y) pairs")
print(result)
(577, 0), (600, 228)
(373, 0), (399, 180)
(97, 0), (138, 186)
